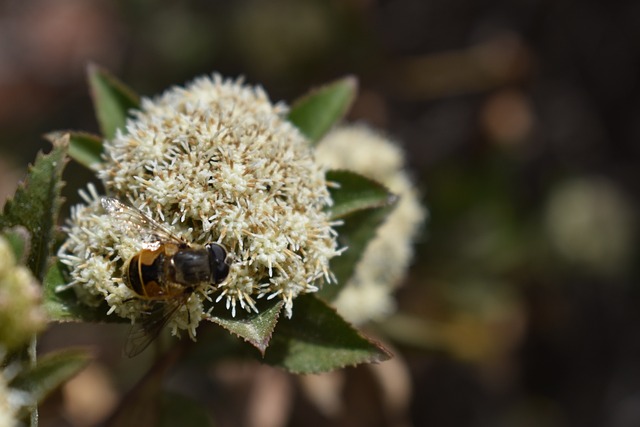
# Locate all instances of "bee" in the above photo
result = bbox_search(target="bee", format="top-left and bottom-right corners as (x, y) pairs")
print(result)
(101, 197), (230, 357)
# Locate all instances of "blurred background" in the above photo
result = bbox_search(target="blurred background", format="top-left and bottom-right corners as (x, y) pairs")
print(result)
(1, 0), (639, 426)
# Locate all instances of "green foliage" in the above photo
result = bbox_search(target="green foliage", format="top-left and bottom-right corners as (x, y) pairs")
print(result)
(0, 136), (68, 280)
(0, 138), (72, 425)
(43, 260), (123, 323)
(37, 68), (396, 376)
(318, 170), (398, 301)
(288, 76), (357, 143)
(321, 205), (397, 302)
(46, 131), (103, 169)
(207, 299), (283, 355)
(53, 65), (137, 168)
(87, 63), (140, 140)
(326, 169), (396, 220)
(10, 349), (91, 410)
(264, 294), (391, 373)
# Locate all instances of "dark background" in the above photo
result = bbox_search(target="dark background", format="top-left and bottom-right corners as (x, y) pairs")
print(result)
(1, 0), (639, 426)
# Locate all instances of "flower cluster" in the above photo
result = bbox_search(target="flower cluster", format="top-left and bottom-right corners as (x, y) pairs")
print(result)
(59, 75), (340, 338)
(0, 235), (46, 351)
(315, 125), (426, 325)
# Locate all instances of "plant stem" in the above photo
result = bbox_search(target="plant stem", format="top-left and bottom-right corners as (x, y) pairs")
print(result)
(29, 336), (37, 427)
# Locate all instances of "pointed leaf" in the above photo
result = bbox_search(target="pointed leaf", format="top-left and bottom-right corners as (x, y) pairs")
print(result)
(46, 131), (104, 168)
(0, 136), (68, 280)
(87, 63), (140, 140)
(264, 295), (390, 373)
(206, 299), (283, 355)
(43, 260), (125, 323)
(326, 169), (396, 220)
(10, 348), (91, 405)
(288, 76), (357, 143)
(319, 198), (397, 301)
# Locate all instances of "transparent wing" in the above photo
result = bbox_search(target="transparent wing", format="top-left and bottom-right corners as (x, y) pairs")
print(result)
(101, 197), (183, 245)
(123, 295), (190, 358)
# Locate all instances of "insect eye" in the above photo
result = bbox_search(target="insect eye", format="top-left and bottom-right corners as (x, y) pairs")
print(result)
(207, 243), (230, 284)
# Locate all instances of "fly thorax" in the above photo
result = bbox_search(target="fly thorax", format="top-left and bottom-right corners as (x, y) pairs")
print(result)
(170, 248), (212, 286)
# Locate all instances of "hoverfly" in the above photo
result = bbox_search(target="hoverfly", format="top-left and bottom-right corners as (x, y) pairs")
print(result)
(101, 197), (230, 357)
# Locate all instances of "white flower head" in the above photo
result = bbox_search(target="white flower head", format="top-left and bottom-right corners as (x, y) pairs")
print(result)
(315, 125), (426, 325)
(59, 74), (340, 338)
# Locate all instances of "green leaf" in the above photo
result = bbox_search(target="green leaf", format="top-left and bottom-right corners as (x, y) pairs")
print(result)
(264, 295), (390, 373)
(320, 170), (397, 300)
(288, 76), (357, 143)
(87, 63), (140, 140)
(10, 348), (91, 405)
(319, 195), (397, 302)
(326, 169), (396, 220)
(0, 136), (68, 280)
(43, 260), (125, 323)
(206, 299), (283, 355)
(46, 131), (103, 168)
(1, 226), (31, 264)
(159, 391), (212, 427)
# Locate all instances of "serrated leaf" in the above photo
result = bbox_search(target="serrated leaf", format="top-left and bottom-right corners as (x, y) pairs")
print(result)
(206, 299), (283, 355)
(43, 260), (125, 323)
(10, 348), (91, 406)
(46, 131), (103, 168)
(159, 391), (212, 427)
(326, 169), (396, 220)
(319, 197), (397, 302)
(288, 76), (357, 143)
(87, 63), (140, 140)
(0, 137), (68, 280)
(264, 294), (390, 373)
(1, 226), (31, 264)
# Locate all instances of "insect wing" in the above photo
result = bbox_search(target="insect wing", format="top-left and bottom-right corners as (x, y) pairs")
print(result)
(101, 197), (183, 246)
(123, 296), (189, 357)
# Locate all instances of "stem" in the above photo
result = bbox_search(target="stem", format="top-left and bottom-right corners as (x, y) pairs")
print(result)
(28, 336), (37, 427)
